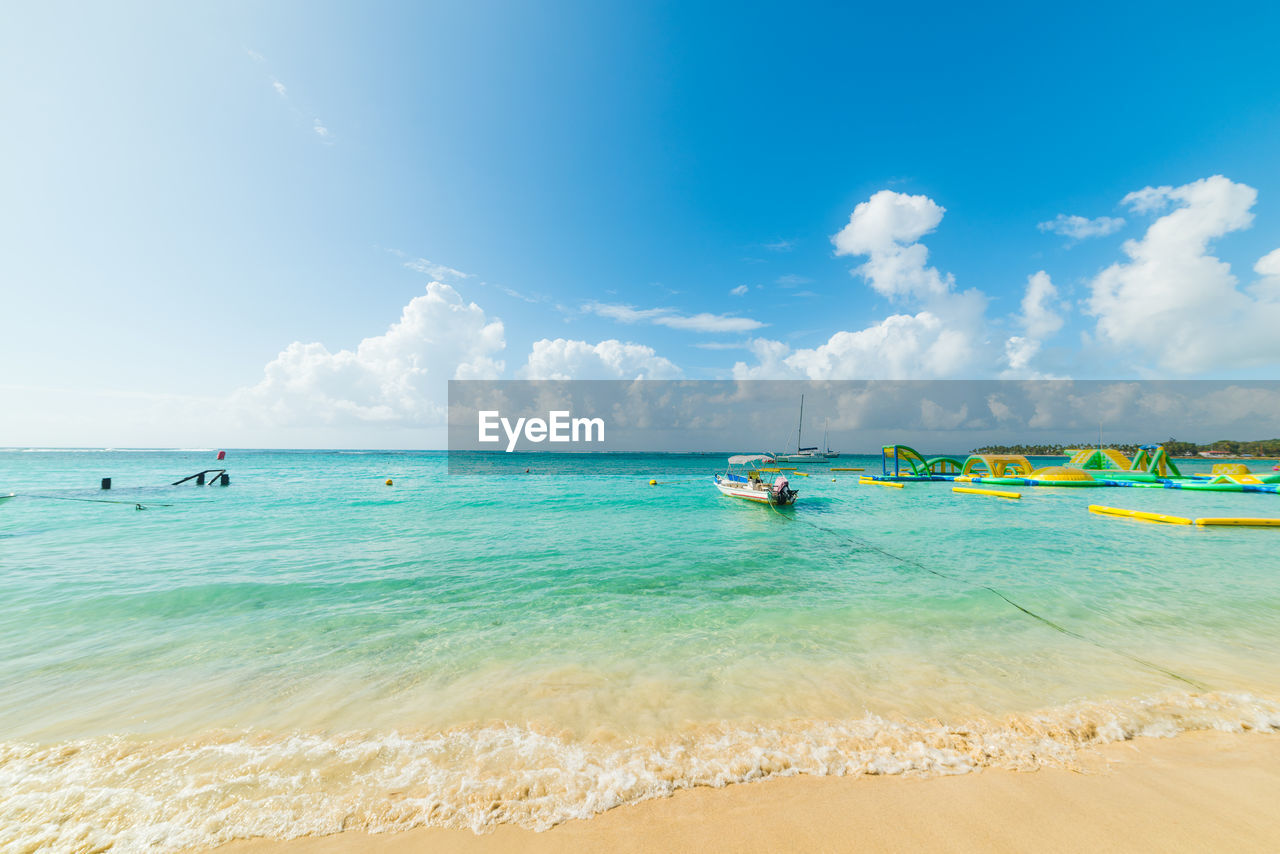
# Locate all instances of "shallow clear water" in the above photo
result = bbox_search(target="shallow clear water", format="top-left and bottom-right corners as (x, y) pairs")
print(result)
(2, 449), (1279, 851)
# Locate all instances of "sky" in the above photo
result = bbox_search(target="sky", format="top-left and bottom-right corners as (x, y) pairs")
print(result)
(1, 1), (1278, 448)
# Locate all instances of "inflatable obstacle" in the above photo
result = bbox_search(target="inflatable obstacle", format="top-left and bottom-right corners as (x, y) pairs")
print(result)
(1068, 447), (1132, 471)
(880, 445), (964, 479)
(953, 486), (1021, 499)
(1195, 518), (1280, 527)
(958, 466), (1101, 488)
(960, 454), (1034, 479)
(1088, 505), (1193, 525)
(1128, 445), (1183, 478)
(860, 477), (905, 489)
(1090, 506), (1280, 528)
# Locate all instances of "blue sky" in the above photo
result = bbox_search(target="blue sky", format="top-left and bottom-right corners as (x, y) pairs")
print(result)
(2, 1), (1278, 447)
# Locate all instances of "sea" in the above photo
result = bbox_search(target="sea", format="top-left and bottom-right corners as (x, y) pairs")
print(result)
(2, 449), (1278, 852)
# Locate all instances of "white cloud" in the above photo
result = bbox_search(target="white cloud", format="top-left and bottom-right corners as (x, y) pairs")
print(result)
(1037, 214), (1125, 239)
(1254, 248), (1280, 277)
(731, 337), (792, 378)
(1003, 336), (1041, 373)
(272, 79), (287, 97)
(405, 258), (470, 281)
(582, 301), (765, 333)
(657, 313), (764, 333)
(235, 282), (504, 425)
(986, 394), (1015, 422)
(1121, 185), (1175, 214)
(583, 302), (667, 324)
(732, 312), (975, 380)
(831, 190), (952, 300)
(1018, 271), (1064, 339)
(1001, 271), (1065, 378)
(1086, 175), (1280, 373)
(313, 119), (331, 139)
(920, 399), (969, 430)
(763, 239), (794, 252)
(729, 285), (749, 296)
(693, 340), (750, 350)
(519, 339), (682, 380)
(1253, 248), (1280, 299)
(737, 189), (995, 380)
(498, 285), (541, 303)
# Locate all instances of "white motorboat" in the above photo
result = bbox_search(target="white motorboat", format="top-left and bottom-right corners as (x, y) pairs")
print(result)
(713, 455), (798, 505)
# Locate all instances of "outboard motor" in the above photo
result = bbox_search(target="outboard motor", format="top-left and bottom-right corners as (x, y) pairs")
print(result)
(772, 475), (795, 503)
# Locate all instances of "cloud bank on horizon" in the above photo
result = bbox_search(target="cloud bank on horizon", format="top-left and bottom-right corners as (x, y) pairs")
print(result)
(220, 174), (1279, 436)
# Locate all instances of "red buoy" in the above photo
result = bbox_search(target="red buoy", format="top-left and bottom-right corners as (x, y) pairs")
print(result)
(217, 450), (226, 461)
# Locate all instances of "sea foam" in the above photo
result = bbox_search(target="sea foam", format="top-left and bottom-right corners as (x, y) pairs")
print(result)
(2, 691), (1277, 853)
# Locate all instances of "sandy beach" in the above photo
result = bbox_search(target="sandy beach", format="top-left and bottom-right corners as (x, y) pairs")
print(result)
(215, 731), (1280, 854)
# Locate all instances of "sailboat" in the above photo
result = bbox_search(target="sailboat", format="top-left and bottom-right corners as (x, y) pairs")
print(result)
(772, 395), (840, 463)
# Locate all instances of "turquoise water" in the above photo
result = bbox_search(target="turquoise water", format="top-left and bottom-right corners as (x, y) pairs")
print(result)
(2, 449), (1279, 851)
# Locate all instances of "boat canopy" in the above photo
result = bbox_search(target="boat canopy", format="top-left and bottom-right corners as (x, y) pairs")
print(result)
(728, 454), (775, 466)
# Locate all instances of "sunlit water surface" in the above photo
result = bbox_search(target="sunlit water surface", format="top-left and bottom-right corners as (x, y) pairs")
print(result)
(2, 449), (1278, 851)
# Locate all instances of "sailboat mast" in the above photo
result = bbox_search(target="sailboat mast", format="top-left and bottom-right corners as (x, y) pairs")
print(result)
(797, 394), (804, 452)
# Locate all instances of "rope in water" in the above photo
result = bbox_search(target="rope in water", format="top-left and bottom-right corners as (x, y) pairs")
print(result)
(769, 500), (1208, 691)
(11, 495), (174, 509)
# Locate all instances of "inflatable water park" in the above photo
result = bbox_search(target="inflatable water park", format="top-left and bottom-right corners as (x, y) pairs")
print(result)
(872, 443), (1280, 494)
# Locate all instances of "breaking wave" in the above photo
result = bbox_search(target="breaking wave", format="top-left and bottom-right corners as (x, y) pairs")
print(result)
(3, 691), (1278, 853)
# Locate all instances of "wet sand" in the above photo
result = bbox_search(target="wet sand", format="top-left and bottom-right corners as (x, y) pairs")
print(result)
(215, 730), (1280, 854)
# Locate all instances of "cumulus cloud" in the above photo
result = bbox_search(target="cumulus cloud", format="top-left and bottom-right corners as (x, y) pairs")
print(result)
(1086, 175), (1280, 373)
(1037, 214), (1125, 240)
(582, 301), (764, 333)
(1017, 271), (1065, 339)
(519, 339), (682, 380)
(920, 399), (969, 430)
(1002, 336), (1041, 373)
(1253, 248), (1280, 299)
(236, 282), (504, 425)
(271, 79), (287, 97)
(732, 312), (975, 380)
(729, 284), (749, 296)
(313, 119), (331, 140)
(831, 190), (952, 300)
(1001, 270), (1065, 377)
(736, 189), (991, 380)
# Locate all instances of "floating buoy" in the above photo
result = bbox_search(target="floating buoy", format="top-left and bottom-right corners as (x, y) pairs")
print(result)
(1194, 517), (1280, 527)
(217, 450), (226, 461)
(385, 479), (393, 486)
(649, 479), (657, 485)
